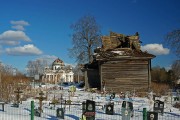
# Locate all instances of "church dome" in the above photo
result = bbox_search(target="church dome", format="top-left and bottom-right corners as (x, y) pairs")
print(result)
(52, 58), (65, 66)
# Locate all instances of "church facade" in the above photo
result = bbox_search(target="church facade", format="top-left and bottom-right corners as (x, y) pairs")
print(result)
(42, 58), (74, 84)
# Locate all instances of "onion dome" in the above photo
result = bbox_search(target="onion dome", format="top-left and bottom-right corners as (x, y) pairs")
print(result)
(52, 58), (65, 66)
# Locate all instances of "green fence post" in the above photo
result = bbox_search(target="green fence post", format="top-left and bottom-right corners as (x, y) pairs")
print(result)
(31, 101), (34, 120)
(143, 108), (147, 120)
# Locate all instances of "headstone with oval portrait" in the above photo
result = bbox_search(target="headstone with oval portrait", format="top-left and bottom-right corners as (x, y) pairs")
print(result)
(147, 111), (158, 120)
(56, 108), (64, 119)
(83, 100), (95, 120)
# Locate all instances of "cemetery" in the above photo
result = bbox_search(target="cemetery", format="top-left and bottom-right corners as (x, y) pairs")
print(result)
(0, 83), (179, 120)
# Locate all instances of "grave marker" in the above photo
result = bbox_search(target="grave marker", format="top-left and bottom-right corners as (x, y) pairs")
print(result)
(81, 100), (95, 120)
(14, 87), (23, 107)
(0, 102), (5, 111)
(105, 102), (114, 115)
(56, 108), (64, 119)
(110, 92), (115, 100)
(121, 101), (134, 120)
(34, 109), (41, 117)
(153, 100), (164, 114)
(35, 91), (47, 117)
(147, 111), (158, 120)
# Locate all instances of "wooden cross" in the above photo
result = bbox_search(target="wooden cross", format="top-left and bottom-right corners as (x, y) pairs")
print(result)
(14, 87), (23, 104)
(35, 91), (47, 115)
(60, 94), (63, 108)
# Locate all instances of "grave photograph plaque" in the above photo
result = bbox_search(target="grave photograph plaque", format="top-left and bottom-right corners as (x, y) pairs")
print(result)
(110, 92), (115, 100)
(105, 102), (114, 115)
(56, 108), (64, 119)
(147, 111), (158, 120)
(153, 100), (164, 114)
(84, 100), (95, 120)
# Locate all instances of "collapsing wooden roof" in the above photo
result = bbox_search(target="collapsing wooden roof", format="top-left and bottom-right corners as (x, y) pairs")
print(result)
(93, 31), (155, 61)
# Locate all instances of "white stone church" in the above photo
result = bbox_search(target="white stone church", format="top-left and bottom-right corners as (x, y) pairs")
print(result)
(42, 58), (74, 84)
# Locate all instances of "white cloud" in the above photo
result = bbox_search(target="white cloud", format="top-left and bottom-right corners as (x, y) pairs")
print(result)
(35, 55), (75, 67)
(0, 30), (31, 45)
(5, 44), (43, 56)
(165, 65), (172, 71)
(10, 20), (29, 31)
(39, 55), (58, 60)
(36, 55), (58, 64)
(0, 45), (3, 54)
(10, 20), (29, 26)
(0, 40), (20, 46)
(141, 43), (170, 55)
(65, 62), (76, 68)
(12, 25), (25, 31)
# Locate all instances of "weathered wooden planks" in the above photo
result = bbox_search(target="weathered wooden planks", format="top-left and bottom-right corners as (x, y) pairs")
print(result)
(101, 59), (149, 92)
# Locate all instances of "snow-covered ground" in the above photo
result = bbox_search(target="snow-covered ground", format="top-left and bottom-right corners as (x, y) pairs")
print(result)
(0, 84), (179, 120)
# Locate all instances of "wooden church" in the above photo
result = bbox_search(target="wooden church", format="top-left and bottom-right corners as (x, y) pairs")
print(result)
(82, 31), (155, 93)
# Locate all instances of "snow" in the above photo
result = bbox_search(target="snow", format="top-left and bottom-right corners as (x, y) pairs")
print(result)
(0, 84), (180, 120)
(111, 51), (124, 55)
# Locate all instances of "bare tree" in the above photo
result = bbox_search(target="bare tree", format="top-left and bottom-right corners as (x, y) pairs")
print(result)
(26, 59), (48, 77)
(165, 29), (180, 58)
(72, 64), (84, 82)
(69, 15), (102, 63)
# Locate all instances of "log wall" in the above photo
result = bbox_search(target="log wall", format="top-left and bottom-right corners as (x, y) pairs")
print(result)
(101, 59), (150, 92)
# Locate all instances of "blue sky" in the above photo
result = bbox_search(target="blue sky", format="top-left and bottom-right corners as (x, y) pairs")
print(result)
(0, 0), (180, 72)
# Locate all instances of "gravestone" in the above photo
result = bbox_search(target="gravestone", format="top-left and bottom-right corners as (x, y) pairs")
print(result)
(57, 108), (64, 119)
(82, 100), (95, 120)
(12, 103), (19, 108)
(34, 109), (41, 117)
(105, 102), (114, 115)
(147, 111), (158, 120)
(153, 100), (164, 114)
(121, 101), (134, 120)
(110, 92), (115, 100)
(0, 102), (5, 111)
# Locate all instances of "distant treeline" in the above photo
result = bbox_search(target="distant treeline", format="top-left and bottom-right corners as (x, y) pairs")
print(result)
(151, 66), (176, 86)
